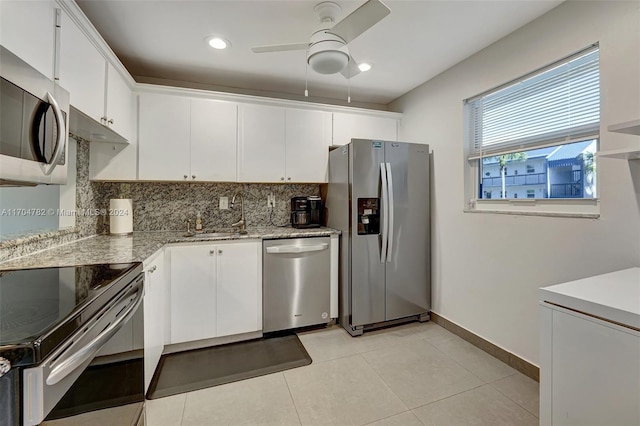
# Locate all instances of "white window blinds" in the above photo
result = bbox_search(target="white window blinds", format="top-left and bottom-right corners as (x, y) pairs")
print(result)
(465, 44), (600, 159)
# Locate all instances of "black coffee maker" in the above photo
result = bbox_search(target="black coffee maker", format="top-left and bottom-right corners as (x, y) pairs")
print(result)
(291, 196), (323, 228)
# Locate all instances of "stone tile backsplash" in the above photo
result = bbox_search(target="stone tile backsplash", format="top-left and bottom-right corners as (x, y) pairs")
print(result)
(94, 181), (319, 233)
(1, 137), (321, 263)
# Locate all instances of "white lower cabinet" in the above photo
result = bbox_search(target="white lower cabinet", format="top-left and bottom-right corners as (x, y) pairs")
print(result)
(215, 242), (262, 337)
(143, 250), (166, 393)
(540, 302), (640, 425)
(169, 244), (216, 343)
(169, 241), (261, 345)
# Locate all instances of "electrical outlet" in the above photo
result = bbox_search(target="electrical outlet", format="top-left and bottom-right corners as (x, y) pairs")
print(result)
(267, 194), (275, 208)
(219, 196), (229, 210)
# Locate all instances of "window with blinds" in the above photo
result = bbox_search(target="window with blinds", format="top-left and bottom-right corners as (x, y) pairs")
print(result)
(464, 44), (600, 202)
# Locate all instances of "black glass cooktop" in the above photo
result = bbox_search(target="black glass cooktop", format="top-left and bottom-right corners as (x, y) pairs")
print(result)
(0, 263), (142, 367)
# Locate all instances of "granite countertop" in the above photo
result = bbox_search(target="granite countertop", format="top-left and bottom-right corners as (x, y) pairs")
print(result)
(540, 267), (640, 330)
(0, 227), (340, 270)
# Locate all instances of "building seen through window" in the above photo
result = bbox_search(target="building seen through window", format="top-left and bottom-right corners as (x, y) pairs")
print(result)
(479, 140), (597, 200)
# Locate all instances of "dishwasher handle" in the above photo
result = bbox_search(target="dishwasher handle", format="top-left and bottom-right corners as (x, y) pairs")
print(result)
(266, 243), (328, 254)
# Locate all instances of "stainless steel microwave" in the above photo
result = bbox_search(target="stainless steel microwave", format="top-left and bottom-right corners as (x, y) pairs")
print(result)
(0, 45), (69, 186)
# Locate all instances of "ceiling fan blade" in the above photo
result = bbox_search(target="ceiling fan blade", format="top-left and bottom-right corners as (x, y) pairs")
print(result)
(328, 0), (391, 44)
(340, 56), (362, 79)
(252, 43), (309, 53)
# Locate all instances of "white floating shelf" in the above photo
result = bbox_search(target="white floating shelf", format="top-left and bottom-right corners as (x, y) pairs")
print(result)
(607, 119), (640, 136)
(596, 147), (640, 160)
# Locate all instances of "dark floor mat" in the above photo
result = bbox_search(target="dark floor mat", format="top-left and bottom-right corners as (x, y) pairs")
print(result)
(147, 334), (311, 399)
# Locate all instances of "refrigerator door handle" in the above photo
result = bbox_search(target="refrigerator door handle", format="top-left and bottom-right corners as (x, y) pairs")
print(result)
(385, 162), (394, 262)
(380, 162), (389, 263)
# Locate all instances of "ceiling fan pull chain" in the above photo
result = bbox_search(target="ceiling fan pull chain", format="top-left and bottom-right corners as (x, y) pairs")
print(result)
(305, 52), (309, 97)
(347, 64), (351, 103)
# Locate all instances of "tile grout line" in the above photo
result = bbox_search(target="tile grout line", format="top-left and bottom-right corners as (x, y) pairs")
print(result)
(179, 393), (188, 425)
(355, 332), (488, 416)
(282, 372), (304, 426)
(416, 336), (491, 384)
(416, 333), (518, 384)
(488, 380), (540, 419)
(356, 352), (412, 421)
(409, 382), (487, 412)
(362, 410), (426, 426)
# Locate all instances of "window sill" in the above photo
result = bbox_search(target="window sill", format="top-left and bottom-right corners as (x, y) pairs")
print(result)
(465, 199), (600, 219)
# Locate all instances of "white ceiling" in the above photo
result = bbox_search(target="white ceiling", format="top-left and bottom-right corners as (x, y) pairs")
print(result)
(76, 0), (563, 107)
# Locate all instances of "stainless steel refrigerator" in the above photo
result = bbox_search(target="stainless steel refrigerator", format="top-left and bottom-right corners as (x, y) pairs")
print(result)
(327, 139), (430, 336)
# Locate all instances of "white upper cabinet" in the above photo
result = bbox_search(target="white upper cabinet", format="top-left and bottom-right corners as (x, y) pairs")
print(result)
(58, 8), (135, 141)
(190, 99), (238, 182)
(89, 64), (138, 181)
(285, 109), (332, 183)
(135, 88), (400, 183)
(138, 93), (191, 181)
(239, 105), (331, 183)
(58, 9), (106, 122)
(238, 104), (286, 182)
(0, 0), (57, 79)
(105, 63), (136, 142)
(332, 112), (398, 145)
(138, 93), (238, 182)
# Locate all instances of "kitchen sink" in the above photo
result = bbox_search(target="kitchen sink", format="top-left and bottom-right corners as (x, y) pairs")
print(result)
(183, 231), (240, 238)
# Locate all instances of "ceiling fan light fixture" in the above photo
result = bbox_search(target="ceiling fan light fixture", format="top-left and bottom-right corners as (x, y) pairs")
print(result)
(206, 36), (230, 50)
(358, 62), (372, 72)
(308, 50), (349, 74)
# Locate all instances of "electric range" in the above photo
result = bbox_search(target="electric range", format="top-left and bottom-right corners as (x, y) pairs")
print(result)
(0, 262), (145, 426)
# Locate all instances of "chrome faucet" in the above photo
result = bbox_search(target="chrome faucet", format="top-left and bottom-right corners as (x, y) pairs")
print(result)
(230, 191), (247, 234)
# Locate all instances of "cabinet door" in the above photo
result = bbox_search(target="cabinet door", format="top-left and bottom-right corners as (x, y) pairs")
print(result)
(90, 68), (137, 181)
(59, 9), (106, 121)
(332, 112), (398, 145)
(190, 99), (237, 182)
(216, 242), (261, 337)
(105, 63), (135, 142)
(285, 109), (331, 182)
(144, 253), (165, 393)
(138, 93), (191, 181)
(169, 245), (216, 344)
(550, 308), (640, 426)
(0, 0), (56, 79)
(238, 104), (286, 182)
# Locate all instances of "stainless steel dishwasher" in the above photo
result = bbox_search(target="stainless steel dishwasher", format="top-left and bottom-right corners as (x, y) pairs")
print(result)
(263, 237), (331, 332)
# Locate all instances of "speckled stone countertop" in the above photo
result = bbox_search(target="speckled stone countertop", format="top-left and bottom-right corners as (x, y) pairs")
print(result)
(0, 227), (340, 270)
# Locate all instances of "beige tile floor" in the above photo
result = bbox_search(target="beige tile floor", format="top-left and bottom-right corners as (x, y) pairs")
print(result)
(145, 322), (539, 426)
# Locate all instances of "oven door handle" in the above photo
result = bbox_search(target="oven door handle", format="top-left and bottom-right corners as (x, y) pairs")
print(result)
(45, 280), (144, 386)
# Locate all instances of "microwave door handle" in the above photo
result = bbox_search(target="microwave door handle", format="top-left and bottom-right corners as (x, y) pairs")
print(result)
(41, 91), (66, 176)
(385, 162), (394, 262)
(45, 280), (143, 386)
(380, 162), (389, 263)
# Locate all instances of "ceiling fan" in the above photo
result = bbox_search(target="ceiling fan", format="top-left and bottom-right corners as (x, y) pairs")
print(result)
(251, 0), (391, 78)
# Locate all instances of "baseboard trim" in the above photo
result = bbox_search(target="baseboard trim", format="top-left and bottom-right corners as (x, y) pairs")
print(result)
(430, 312), (539, 382)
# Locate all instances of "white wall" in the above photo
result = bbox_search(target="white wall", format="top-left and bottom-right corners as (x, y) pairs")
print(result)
(389, 1), (640, 365)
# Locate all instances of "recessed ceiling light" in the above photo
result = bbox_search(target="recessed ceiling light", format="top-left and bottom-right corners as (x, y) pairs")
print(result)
(206, 36), (230, 50)
(358, 63), (372, 72)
